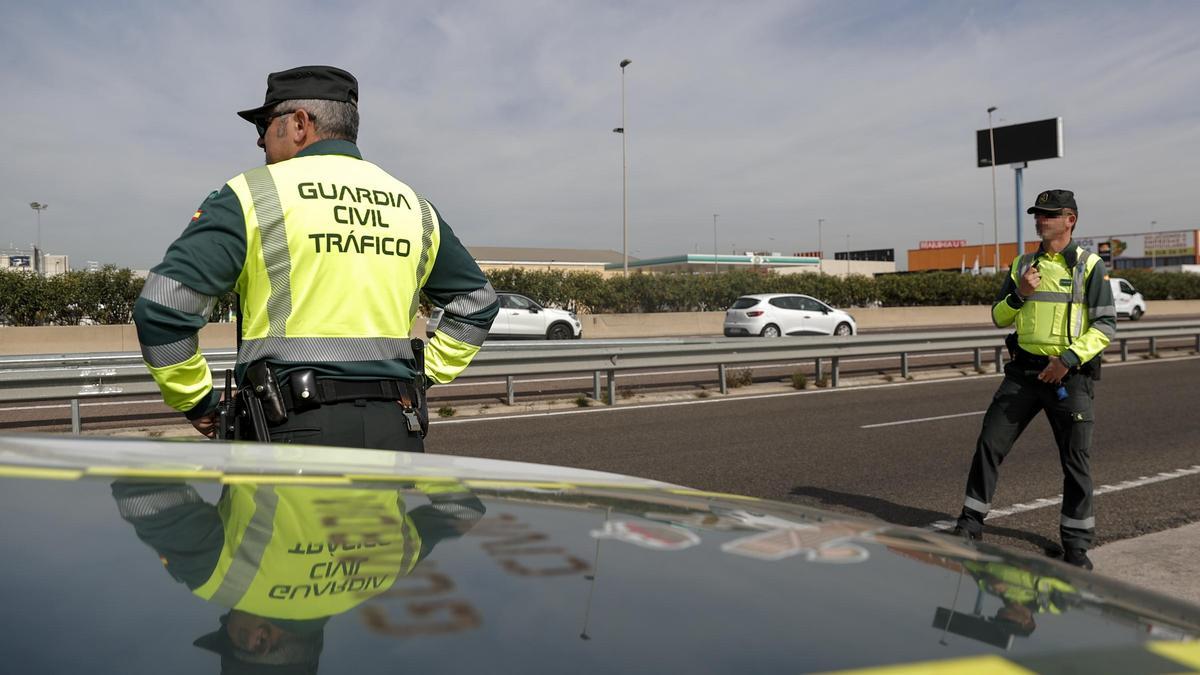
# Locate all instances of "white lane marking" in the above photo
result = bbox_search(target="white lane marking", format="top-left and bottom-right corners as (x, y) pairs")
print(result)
(434, 353), (1200, 427)
(928, 464), (1200, 530)
(2, 398), (165, 412)
(438, 351), (981, 388)
(861, 410), (985, 428)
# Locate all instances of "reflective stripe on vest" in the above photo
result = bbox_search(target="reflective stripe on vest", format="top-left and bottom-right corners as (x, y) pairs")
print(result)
(227, 155), (439, 368)
(244, 166), (293, 338)
(195, 485), (422, 619)
(408, 196), (436, 324)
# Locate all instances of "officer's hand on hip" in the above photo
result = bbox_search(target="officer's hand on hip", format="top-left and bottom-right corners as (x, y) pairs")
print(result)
(1037, 357), (1069, 385)
(191, 411), (219, 438)
(1018, 265), (1041, 299)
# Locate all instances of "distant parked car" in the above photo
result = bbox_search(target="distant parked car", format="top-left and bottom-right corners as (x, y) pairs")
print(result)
(427, 291), (582, 340)
(1111, 278), (1146, 321)
(723, 293), (857, 337)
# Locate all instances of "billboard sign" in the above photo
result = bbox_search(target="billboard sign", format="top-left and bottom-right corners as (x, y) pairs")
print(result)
(977, 117), (1063, 167)
(8, 256), (30, 268)
(1075, 231), (1196, 260)
(919, 240), (967, 250)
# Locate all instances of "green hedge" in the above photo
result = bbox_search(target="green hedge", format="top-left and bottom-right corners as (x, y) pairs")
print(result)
(1107, 269), (1200, 301)
(0, 267), (235, 327)
(1, 266), (1194, 326)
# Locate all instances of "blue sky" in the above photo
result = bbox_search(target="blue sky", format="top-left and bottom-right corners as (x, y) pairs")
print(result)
(2, 1), (1198, 269)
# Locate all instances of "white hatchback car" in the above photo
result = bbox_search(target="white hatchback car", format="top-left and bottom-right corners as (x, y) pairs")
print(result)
(723, 293), (857, 337)
(427, 291), (582, 340)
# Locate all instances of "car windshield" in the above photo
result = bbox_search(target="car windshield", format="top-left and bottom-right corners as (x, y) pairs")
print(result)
(730, 297), (760, 309)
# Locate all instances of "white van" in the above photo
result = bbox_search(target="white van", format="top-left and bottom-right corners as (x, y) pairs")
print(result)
(1111, 278), (1146, 320)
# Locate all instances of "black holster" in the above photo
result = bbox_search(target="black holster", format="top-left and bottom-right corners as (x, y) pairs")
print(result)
(237, 361), (288, 441)
(411, 338), (429, 437)
(215, 370), (236, 440)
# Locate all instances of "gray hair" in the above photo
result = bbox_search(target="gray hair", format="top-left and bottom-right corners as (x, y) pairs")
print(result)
(279, 98), (359, 142)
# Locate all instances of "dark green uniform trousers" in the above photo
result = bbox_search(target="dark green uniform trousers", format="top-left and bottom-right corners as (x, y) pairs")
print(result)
(253, 400), (425, 453)
(957, 361), (1096, 550)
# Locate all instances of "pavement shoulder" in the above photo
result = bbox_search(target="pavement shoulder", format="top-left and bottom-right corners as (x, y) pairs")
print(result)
(1089, 521), (1200, 605)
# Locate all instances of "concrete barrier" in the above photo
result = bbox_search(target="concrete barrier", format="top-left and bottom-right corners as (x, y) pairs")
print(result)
(582, 312), (724, 338)
(0, 320), (428, 357)
(0, 323), (237, 356)
(2, 302), (1197, 354)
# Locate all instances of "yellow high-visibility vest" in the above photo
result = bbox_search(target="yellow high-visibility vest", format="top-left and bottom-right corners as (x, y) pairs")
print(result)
(993, 245), (1110, 361)
(227, 155), (439, 370)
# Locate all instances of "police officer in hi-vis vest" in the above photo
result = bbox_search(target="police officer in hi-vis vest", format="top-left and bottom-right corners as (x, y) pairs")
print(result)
(134, 66), (498, 451)
(953, 189), (1116, 571)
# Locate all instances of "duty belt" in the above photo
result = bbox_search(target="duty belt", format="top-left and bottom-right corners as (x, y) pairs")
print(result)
(280, 375), (417, 412)
(1011, 347), (1052, 369)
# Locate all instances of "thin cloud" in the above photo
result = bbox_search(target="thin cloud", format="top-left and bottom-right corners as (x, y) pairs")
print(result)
(1, 1), (1197, 268)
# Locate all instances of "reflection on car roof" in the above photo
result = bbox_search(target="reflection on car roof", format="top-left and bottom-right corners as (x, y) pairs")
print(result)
(2, 433), (1199, 674)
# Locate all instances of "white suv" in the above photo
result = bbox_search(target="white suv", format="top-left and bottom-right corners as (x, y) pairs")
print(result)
(427, 292), (582, 340)
(723, 293), (857, 337)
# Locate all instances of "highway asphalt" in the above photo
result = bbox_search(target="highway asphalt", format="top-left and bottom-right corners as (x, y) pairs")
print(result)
(424, 354), (1200, 604)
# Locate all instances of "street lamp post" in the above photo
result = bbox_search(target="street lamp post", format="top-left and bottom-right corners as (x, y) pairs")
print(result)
(1149, 220), (1158, 269)
(713, 213), (719, 274)
(817, 218), (824, 272)
(613, 59), (632, 277)
(987, 106), (999, 271)
(29, 201), (48, 274)
(844, 233), (851, 276)
(977, 221), (985, 273)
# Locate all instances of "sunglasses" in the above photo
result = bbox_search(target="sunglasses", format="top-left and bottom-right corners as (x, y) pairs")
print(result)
(255, 109), (315, 137)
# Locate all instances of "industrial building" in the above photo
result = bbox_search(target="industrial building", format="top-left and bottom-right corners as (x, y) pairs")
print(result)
(470, 246), (894, 277)
(0, 247), (70, 276)
(907, 229), (1199, 273)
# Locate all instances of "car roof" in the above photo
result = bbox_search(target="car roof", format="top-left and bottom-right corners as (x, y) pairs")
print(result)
(2, 433), (1198, 673)
(738, 293), (816, 299)
(737, 293), (824, 302)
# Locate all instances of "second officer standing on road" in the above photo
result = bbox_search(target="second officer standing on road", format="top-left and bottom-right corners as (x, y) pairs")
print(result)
(952, 189), (1116, 570)
(133, 66), (498, 451)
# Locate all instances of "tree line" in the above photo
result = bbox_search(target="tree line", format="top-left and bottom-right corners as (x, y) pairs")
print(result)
(0, 266), (1193, 326)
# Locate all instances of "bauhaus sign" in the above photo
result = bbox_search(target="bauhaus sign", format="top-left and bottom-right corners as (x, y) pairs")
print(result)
(919, 240), (967, 250)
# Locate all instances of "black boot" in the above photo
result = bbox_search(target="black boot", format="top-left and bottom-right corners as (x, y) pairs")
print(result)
(1063, 548), (1093, 570)
(951, 525), (983, 541)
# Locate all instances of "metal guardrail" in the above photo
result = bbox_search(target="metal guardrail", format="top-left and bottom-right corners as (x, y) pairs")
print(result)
(3, 321), (1199, 430)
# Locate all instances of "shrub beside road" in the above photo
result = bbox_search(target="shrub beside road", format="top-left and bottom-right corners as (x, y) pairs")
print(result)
(4, 267), (1196, 327)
